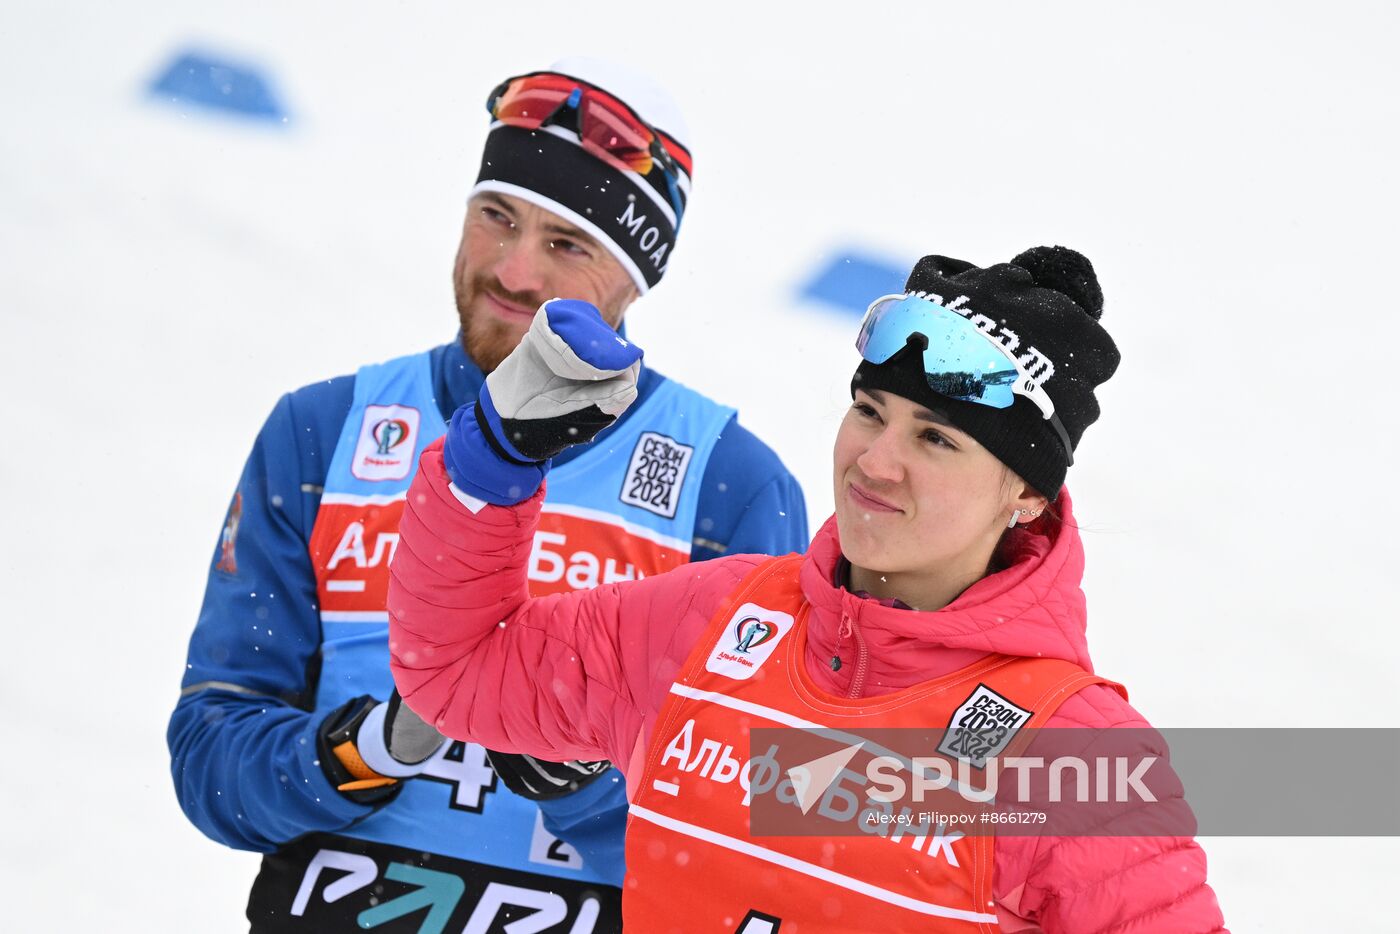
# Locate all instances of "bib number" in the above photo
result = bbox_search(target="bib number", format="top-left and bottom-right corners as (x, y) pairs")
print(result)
(419, 740), (499, 812)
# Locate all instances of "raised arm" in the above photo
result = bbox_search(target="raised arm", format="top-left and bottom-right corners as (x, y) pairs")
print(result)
(389, 300), (762, 769)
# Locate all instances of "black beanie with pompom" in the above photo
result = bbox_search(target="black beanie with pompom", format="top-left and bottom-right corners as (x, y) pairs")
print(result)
(852, 246), (1120, 500)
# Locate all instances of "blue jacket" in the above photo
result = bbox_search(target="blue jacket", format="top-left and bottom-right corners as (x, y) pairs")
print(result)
(168, 338), (808, 874)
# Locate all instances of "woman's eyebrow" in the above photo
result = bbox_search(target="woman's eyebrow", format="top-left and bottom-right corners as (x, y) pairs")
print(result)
(915, 408), (958, 429)
(863, 388), (958, 429)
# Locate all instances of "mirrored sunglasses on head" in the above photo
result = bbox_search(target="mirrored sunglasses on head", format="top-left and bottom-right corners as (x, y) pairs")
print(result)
(855, 293), (1075, 465)
(485, 71), (689, 222)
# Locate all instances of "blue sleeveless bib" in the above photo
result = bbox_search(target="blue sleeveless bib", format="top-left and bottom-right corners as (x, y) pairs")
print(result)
(292, 350), (732, 911)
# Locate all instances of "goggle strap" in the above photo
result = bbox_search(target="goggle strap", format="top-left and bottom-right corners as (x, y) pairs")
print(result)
(662, 172), (683, 229)
(1049, 414), (1075, 468)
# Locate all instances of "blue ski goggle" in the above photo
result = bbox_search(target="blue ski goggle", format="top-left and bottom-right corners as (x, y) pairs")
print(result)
(855, 293), (1075, 464)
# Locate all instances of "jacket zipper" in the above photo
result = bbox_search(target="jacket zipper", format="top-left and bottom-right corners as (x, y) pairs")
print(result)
(840, 614), (870, 700)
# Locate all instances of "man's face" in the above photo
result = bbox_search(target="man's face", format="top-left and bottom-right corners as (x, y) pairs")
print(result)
(453, 191), (639, 373)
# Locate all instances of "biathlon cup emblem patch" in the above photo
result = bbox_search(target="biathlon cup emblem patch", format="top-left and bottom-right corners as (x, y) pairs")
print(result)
(733, 617), (777, 653)
(352, 404), (420, 481)
(705, 602), (793, 680)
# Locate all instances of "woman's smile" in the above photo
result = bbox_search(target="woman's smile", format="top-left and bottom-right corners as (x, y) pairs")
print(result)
(846, 480), (903, 514)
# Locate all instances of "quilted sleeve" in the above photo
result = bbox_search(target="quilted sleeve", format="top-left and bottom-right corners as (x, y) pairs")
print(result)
(994, 685), (1229, 933)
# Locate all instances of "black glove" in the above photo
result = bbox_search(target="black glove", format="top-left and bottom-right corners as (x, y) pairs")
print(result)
(485, 749), (612, 801)
(318, 691), (447, 805)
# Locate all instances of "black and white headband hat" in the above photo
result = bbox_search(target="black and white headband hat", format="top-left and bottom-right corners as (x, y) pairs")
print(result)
(471, 57), (693, 295)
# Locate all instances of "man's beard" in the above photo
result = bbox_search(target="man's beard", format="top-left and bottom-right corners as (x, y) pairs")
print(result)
(454, 274), (545, 374)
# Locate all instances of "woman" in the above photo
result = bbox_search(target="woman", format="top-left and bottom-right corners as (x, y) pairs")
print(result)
(388, 247), (1227, 932)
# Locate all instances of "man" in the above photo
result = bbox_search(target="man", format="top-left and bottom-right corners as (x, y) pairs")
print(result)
(168, 58), (808, 932)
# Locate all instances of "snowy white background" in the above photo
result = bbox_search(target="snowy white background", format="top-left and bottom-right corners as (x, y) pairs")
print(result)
(3, 0), (1398, 929)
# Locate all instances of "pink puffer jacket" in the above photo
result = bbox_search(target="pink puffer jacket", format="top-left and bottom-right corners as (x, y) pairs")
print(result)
(389, 439), (1227, 933)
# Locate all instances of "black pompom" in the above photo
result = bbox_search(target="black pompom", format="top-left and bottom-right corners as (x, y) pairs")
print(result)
(1011, 246), (1104, 320)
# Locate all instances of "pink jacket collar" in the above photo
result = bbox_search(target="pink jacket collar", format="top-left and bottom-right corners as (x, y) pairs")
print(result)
(798, 490), (1094, 698)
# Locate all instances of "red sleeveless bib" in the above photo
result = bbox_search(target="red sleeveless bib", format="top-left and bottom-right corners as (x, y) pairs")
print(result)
(624, 556), (1119, 933)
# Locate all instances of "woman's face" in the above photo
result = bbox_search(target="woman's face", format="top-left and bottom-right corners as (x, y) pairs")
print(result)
(833, 388), (1028, 578)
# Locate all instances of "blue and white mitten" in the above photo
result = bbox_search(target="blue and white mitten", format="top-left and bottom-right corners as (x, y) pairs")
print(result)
(444, 299), (644, 506)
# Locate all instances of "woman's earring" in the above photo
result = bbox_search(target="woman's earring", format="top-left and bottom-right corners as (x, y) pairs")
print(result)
(1007, 509), (1022, 529)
